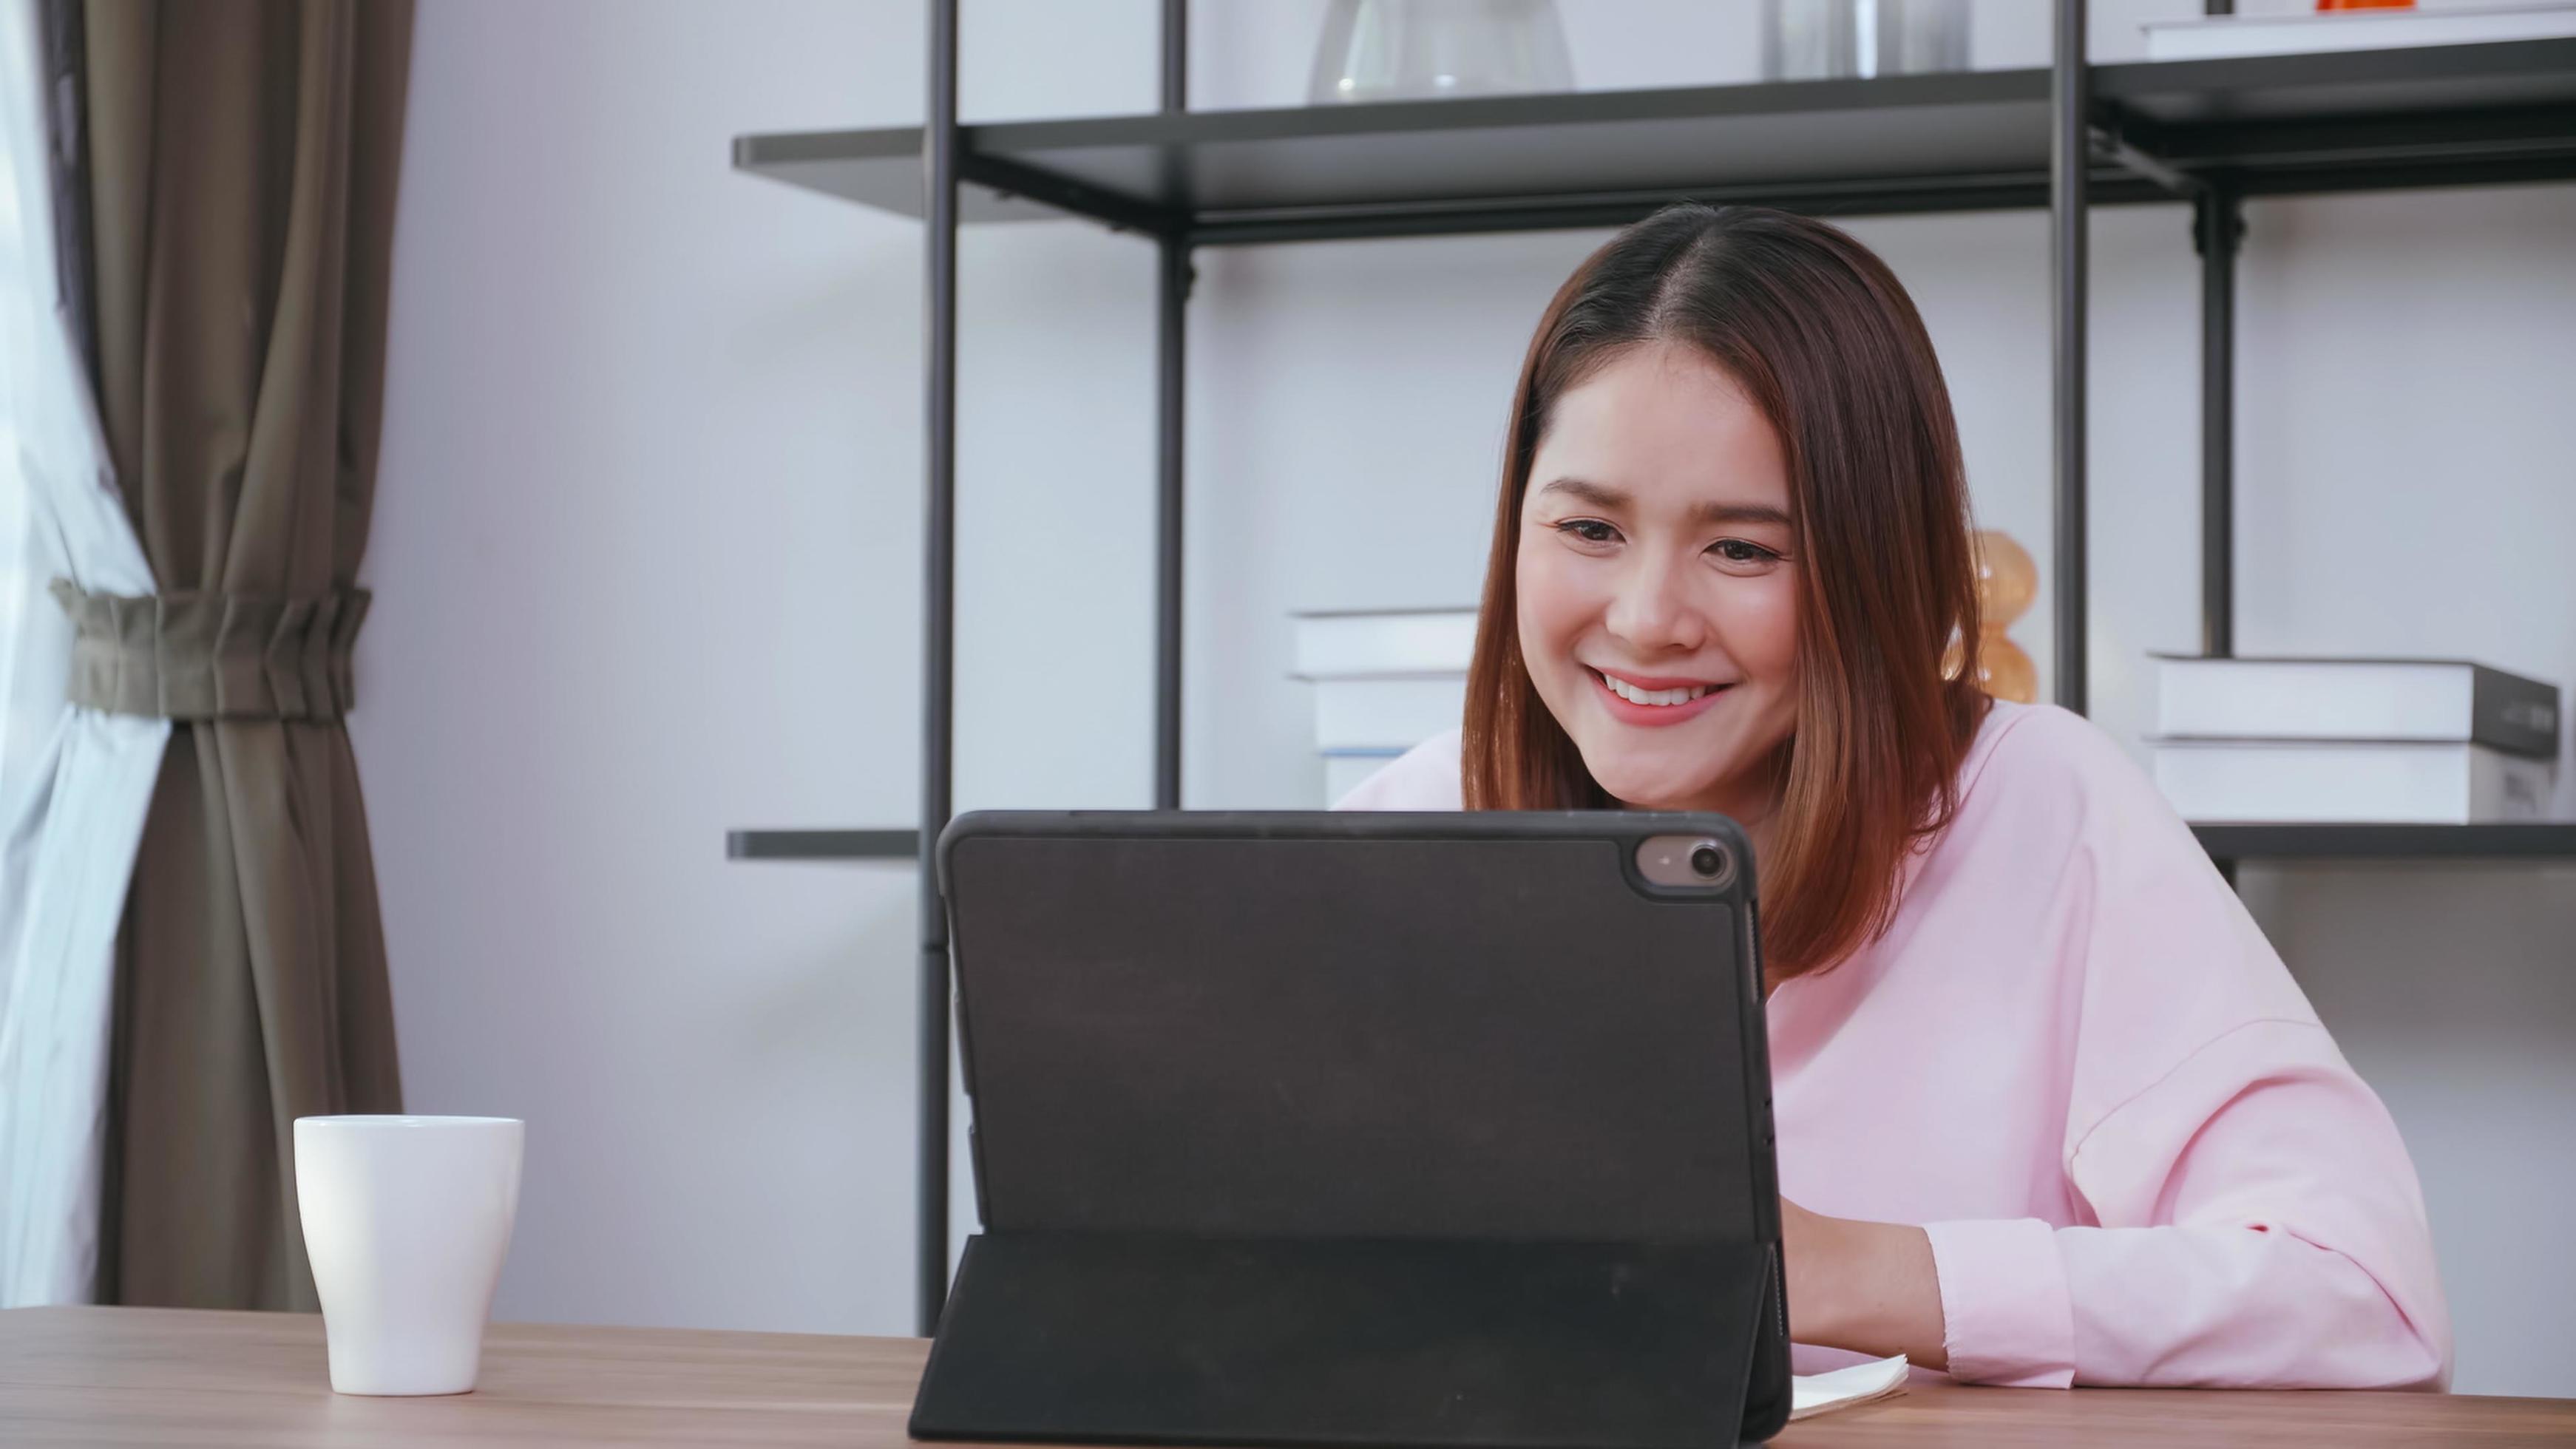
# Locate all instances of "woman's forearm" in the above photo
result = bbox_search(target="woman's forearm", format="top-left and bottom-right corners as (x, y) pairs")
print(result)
(1783, 1201), (1948, 1369)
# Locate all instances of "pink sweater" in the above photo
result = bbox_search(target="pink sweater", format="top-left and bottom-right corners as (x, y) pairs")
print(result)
(1337, 699), (2450, 1389)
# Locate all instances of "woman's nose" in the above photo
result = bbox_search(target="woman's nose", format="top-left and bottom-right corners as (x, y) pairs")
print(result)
(1604, 555), (1706, 654)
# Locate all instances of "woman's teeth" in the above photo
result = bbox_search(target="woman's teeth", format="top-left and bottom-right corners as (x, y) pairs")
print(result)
(1602, 674), (1714, 707)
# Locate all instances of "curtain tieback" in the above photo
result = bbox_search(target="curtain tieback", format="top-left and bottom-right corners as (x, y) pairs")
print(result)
(49, 581), (370, 721)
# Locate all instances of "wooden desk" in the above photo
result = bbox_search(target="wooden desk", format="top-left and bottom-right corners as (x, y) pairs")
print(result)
(4, 1306), (2569, 1447)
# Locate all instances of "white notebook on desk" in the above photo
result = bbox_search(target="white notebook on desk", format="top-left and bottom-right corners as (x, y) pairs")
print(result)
(1792, 1354), (1910, 1422)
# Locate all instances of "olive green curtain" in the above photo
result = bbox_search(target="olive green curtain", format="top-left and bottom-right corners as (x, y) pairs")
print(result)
(64, 0), (414, 1310)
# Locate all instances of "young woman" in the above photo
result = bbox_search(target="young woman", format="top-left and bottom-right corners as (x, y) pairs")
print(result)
(1340, 205), (2450, 1389)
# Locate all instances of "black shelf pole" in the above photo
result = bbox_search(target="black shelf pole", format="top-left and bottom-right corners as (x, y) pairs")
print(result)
(2197, 183), (2241, 661)
(2194, 0), (2236, 880)
(916, 0), (960, 1338)
(1155, 0), (1189, 808)
(2051, 0), (2089, 717)
(1156, 243), (1190, 807)
(2195, 180), (2244, 888)
(1161, 0), (1187, 114)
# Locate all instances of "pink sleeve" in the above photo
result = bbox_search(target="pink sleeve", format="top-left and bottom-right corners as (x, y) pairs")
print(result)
(1923, 710), (2451, 1388)
(1331, 729), (1463, 811)
(1927, 1020), (2451, 1388)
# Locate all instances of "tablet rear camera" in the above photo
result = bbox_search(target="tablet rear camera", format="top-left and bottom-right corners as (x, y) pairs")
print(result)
(1636, 834), (1734, 889)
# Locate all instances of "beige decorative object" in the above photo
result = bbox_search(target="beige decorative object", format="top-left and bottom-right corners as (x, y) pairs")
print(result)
(1970, 529), (2038, 704)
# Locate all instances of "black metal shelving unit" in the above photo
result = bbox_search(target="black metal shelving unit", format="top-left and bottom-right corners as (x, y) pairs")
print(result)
(727, 4), (2576, 1331)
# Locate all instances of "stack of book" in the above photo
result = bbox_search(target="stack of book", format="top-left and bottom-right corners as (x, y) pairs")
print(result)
(1292, 608), (1477, 804)
(2151, 656), (2563, 825)
(2143, 3), (2576, 61)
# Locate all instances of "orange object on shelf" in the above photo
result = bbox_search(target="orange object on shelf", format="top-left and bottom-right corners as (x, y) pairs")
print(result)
(1950, 529), (2041, 705)
(2317, 0), (2413, 10)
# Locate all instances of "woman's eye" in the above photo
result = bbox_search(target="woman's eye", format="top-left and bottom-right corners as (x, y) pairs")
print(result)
(1710, 538), (1780, 566)
(1556, 519), (1619, 545)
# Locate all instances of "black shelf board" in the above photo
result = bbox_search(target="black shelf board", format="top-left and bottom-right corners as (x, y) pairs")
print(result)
(2192, 822), (2576, 863)
(728, 829), (919, 861)
(736, 67), (2077, 236)
(734, 41), (2576, 241)
(2102, 40), (2576, 196)
(725, 824), (2576, 864)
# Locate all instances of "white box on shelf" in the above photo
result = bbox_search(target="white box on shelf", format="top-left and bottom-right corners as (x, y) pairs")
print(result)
(2143, 4), (2576, 61)
(2152, 739), (2556, 825)
(1291, 608), (1477, 679)
(2153, 655), (2560, 758)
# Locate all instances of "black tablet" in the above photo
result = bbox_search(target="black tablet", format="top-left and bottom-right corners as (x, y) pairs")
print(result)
(913, 810), (1792, 1448)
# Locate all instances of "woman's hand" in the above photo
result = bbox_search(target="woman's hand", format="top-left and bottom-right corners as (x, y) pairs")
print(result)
(1780, 1197), (1949, 1368)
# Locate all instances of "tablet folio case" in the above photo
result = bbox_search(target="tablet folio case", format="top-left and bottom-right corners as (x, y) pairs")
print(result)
(913, 813), (1792, 1448)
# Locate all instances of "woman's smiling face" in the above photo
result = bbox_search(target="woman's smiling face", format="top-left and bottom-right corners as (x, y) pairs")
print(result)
(1514, 341), (1802, 821)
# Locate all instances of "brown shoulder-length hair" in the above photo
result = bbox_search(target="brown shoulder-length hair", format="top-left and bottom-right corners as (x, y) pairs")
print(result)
(1463, 204), (1990, 980)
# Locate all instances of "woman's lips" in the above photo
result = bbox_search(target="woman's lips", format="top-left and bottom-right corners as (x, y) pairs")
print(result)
(1587, 667), (1733, 727)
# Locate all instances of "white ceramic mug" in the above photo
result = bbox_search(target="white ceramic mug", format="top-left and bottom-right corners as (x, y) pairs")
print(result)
(294, 1115), (523, 1396)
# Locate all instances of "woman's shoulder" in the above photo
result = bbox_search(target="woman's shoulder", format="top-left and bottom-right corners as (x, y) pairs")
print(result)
(1956, 698), (2173, 833)
(1931, 700), (2297, 1010)
(1931, 703), (2326, 1097)
(1897, 696), (2225, 922)
(1332, 728), (1465, 811)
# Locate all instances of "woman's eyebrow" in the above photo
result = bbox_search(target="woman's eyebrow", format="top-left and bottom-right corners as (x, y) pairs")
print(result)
(1533, 477), (1626, 510)
(1536, 478), (1792, 529)
(1691, 500), (1794, 529)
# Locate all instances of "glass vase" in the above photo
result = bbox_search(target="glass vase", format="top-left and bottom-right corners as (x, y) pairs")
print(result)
(1309, 0), (1576, 104)
(1762, 0), (1970, 81)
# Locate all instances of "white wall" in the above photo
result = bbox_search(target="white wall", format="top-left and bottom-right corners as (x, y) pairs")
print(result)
(362, 0), (2576, 1393)
(360, 0), (927, 1334)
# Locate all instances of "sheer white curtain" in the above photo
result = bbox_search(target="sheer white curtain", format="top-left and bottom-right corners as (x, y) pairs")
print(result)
(0, 0), (168, 1306)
